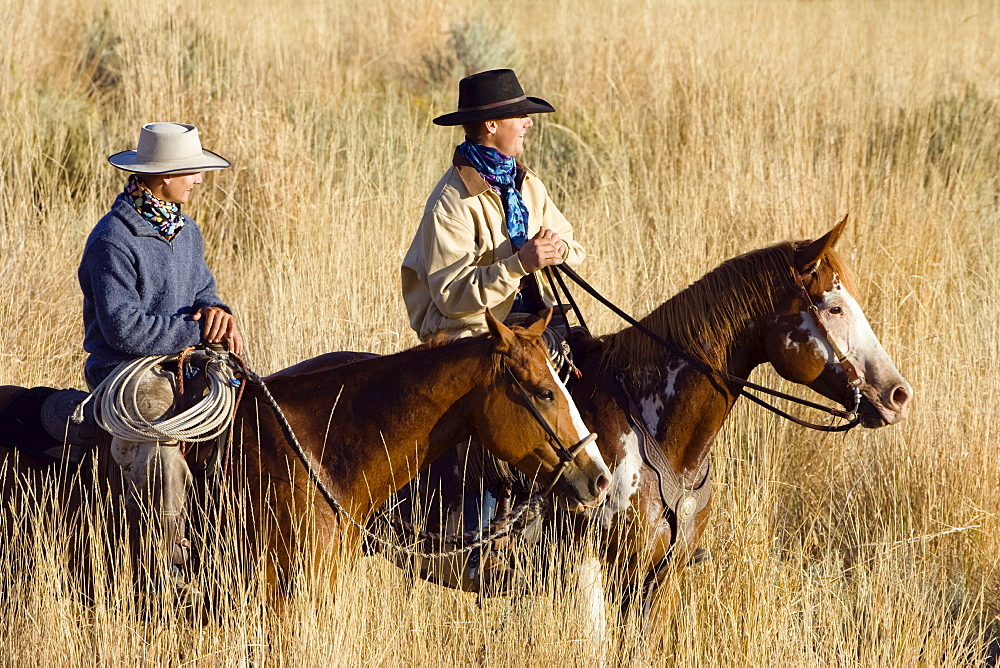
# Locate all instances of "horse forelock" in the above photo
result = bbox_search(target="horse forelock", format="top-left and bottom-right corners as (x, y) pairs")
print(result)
(606, 242), (805, 372)
(812, 246), (858, 295)
(497, 331), (548, 377)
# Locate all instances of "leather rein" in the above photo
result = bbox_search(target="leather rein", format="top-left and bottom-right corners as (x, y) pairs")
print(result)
(548, 263), (863, 432)
(539, 263), (863, 547)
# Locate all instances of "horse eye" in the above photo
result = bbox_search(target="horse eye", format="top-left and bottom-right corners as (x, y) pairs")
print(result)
(829, 306), (843, 315)
(536, 389), (555, 402)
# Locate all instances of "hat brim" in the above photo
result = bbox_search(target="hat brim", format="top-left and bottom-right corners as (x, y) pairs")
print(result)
(107, 148), (231, 175)
(433, 96), (555, 126)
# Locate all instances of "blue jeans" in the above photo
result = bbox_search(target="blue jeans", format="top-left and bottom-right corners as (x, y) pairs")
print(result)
(464, 483), (499, 535)
(463, 482), (499, 573)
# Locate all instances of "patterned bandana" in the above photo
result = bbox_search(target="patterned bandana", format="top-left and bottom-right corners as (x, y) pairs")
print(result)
(123, 174), (185, 239)
(458, 140), (528, 249)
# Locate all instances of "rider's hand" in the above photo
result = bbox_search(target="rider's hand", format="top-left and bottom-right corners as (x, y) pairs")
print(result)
(193, 306), (245, 355)
(517, 228), (566, 273)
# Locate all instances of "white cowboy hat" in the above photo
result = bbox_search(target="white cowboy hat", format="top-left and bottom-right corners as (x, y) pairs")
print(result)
(108, 122), (230, 175)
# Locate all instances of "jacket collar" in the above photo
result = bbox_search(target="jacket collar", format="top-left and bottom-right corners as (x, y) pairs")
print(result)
(452, 148), (530, 198)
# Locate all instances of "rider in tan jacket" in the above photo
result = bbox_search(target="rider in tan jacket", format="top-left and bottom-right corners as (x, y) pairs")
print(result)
(401, 153), (585, 340)
(401, 70), (585, 342)
(401, 69), (585, 591)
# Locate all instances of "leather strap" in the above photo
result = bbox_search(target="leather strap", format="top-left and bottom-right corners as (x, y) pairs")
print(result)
(616, 374), (712, 547)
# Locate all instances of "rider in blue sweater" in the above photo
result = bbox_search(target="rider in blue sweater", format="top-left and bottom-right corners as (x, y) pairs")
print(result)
(79, 123), (242, 588)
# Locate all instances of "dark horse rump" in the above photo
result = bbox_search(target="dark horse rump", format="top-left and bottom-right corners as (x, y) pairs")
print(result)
(0, 386), (96, 465)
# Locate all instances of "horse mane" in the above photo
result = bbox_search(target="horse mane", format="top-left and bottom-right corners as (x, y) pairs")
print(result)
(399, 332), (503, 377)
(603, 241), (855, 375)
(412, 331), (459, 350)
(410, 326), (544, 376)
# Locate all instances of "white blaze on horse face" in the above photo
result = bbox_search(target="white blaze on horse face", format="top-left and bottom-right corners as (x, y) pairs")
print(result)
(596, 429), (643, 529)
(779, 273), (909, 423)
(781, 275), (883, 370)
(816, 280), (883, 371)
(816, 280), (910, 416)
(546, 360), (605, 470)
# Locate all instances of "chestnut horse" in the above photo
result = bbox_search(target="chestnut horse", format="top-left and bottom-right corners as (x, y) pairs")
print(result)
(230, 309), (611, 584)
(0, 311), (611, 589)
(382, 218), (912, 641)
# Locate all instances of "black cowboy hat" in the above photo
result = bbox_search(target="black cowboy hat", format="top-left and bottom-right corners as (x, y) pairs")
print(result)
(433, 69), (555, 126)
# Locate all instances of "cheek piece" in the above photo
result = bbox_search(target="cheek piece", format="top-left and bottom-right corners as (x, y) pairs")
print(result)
(792, 266), (862, 419)
(501, 360), (597, 493)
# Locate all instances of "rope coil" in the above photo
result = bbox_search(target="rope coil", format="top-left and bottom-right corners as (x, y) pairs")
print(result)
(75, 350), (239, 444)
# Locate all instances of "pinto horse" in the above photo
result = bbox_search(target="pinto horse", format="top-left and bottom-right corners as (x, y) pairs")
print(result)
(382, 218), (912, 638)
(231, 309), (611, 584)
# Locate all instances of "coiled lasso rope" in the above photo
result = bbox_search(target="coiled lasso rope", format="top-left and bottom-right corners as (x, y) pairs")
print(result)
(74, 351), (240, 443)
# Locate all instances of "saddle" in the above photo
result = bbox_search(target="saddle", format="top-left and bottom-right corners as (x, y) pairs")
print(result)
(0, 350), (232, 473)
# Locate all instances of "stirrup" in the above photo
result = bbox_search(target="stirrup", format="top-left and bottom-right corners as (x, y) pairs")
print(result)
(687, 547), (711, 566)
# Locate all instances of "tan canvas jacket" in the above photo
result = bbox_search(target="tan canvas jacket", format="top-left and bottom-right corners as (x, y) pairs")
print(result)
(401, 151), (585, 341)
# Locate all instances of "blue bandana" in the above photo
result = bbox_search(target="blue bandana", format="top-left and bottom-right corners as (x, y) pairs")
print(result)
(458, 141), (528, 249)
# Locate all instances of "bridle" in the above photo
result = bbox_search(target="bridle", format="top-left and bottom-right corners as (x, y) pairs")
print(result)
(538, 261), (864, 550)
(501, 360), (597, 494)
(548, 263), (863, 432)
(788, 264), (862, 426)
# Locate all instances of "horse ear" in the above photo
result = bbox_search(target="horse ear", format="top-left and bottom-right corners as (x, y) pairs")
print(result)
(485, 308), (515, 352)
(795, 214), (849, 273)
(524, 308), (554, 338)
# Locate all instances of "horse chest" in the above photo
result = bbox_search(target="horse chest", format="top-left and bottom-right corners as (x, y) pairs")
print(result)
(593, 428), (644, 530)
(586, 367), (716, 551)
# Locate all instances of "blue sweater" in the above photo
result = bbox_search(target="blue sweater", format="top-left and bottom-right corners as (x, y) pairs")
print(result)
(79, 193), (230, 383)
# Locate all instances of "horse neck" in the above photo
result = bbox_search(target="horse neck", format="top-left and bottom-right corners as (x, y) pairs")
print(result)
(312, 337), (498, 514)
(601, 246), (794, 477)
(384, 338), (500, 469)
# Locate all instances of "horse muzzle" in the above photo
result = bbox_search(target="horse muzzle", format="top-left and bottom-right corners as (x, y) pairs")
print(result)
(546, 433), (612, 511)
(856, 373), (913, 428)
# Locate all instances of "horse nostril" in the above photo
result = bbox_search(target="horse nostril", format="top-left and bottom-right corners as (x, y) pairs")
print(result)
(890, 384), (912, 410)
(594, 473), (611, 495)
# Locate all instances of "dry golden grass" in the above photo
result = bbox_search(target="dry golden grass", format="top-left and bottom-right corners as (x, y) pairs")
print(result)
(1, 0), (999, 664)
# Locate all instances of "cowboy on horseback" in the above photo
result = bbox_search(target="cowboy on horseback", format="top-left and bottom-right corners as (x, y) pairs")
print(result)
(401, 69), (587, 587)
(78, 122), (243, 586)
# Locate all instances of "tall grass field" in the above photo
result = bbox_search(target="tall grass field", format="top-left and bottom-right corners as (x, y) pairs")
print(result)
(1, 0), (998, 664)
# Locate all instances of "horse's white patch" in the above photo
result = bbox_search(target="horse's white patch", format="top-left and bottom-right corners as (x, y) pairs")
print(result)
(577, 554), (607, 664)
(777, 279), (910, 423)
(782, 314), (828, 359)
(640, 395), (664, 436)
(639, 363), (682, 434)
(596, 429), (642, 529)
(816, 285), (884, 378)
(783, 283), (880, 368)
